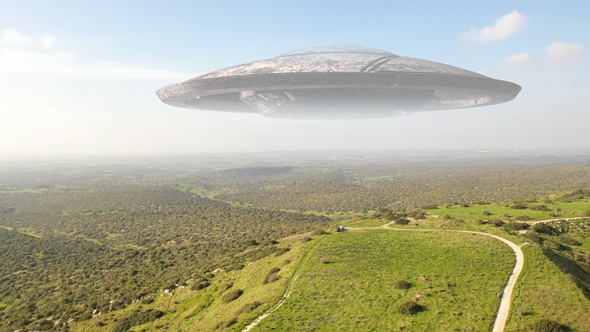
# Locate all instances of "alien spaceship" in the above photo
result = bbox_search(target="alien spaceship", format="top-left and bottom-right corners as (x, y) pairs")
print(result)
(157, 45), (521, 119)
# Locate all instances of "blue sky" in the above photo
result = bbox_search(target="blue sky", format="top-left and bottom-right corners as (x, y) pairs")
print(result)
(0, 1), (588, 155)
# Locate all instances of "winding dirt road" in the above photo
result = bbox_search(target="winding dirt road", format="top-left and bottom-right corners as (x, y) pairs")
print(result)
(374, 223), (524, 332)
(243, 224), (524, 332)
(454, 230), (524, 332)
(241, 237), (326, 332)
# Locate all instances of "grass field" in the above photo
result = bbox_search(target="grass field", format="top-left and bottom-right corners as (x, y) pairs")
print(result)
(255, 230), (515, 331)
(424, 200), (590, 222)
(506, 245), (590, 331)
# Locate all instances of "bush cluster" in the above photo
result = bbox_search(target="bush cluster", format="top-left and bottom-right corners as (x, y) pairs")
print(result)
(533, 223), (559, 236)
(221, 289), (243, 303)
(394, 280), (412, 289)
(530, 205), (550, 211)
(529, 318), (570, 332)
(263, 267), (281, 284)
(504, 222), (529, 231)
(214, 317), (238, 330)
(489, 219), (505, 227)
(311, 228), (326, 236)
(560, 236), (582, 246)
(112, 309), (165, 332)
(191, 280), (211, 291)
(511, 202), (528, 210)
(237, 301), (261, 314)
(398, 301), (423, 315)
(394, 217), (410, 225)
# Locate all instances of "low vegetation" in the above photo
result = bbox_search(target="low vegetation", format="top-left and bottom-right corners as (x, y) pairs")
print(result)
(1, 154), (590, 331)
(257, 230), (514, 331)
(398, 301), (423, 315)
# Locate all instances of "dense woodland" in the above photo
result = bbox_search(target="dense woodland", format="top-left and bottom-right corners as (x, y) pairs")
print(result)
(1, 152), (590, 331)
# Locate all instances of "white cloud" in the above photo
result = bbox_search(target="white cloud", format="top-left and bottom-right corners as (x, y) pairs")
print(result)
(504, 52), (531, 66)
(0, 49), (189, 80)
(0, 28), (189, 80)
(0, 27), (34, 46)
(462, 10), (528, 43)
(41, 34), (56, 48)
(544, 41), (585, 61)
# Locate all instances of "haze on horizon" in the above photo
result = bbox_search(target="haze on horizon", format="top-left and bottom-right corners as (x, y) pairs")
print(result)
(1, 1), (588, 156)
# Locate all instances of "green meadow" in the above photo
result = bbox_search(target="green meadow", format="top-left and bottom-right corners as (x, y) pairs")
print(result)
(424, 199), (590, 222)
(256, 230), (514, 331)
(506, 245), (590, 331)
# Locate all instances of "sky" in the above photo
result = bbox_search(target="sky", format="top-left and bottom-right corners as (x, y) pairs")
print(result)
(0, 1), (588, 155)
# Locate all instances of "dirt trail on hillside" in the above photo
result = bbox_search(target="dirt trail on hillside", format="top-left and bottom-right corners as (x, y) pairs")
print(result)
(241, 237), (325, 332)
(455, 230), (524, 332)
(243, 224), (524, 332)
(374, 223), (523, 332)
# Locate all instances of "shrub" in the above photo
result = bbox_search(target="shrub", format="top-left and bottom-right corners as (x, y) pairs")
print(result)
(530, 205), (550, 211)
(504, 222), (529, 230)
(214, 317), (238, 330)
(560, 236), (582, 246)
(112, 309), (165, 332)
(222, 289), (243, 303)
(543, 240), (564, 251)
(311, 228), (325, 236)
(319, 257), (330, 264)
(398, 301), (423, 315)
(395, 280), (412, 289)
(383, 210), (395, 220)
(533, 223), (559, 236)
(225, 318), (238, 327)
(274, 247), (290, 256)
(262, 239), (279, 246)
(237, 301), (261, 314)
(482, 210), (492, 216)
(511, 202), (528, 210)
(245, 239), (259, 246)
(489, 219), (505, 227)
(263, 267), (281, 284)
(142, 297), (155, 304)
(191, 280), (210, 291)
(226, 263), (245, 271)
(408, 210), (426, 220)
(515, 215), (532, 221)
(529, 318), (570, 331)
(556, 189), (590, 202)
(301, 236), (312, 243)
(394, 217), (410, 225)
(422, 204), (438, 210)
(266, 273), (281, 283)
(525, 231), (543, 244)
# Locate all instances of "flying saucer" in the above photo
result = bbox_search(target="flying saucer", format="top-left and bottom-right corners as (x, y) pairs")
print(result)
(157, 45), (521, 119)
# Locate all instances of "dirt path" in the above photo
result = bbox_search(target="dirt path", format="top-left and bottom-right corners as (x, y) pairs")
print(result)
(469, 232), (524, 332)
(240, 275), (299, 332)
(241, 237), (325, 332)
(525, 216), (586, 225)
(243, 224), (524, 332)
(359, 222), (524, 332)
